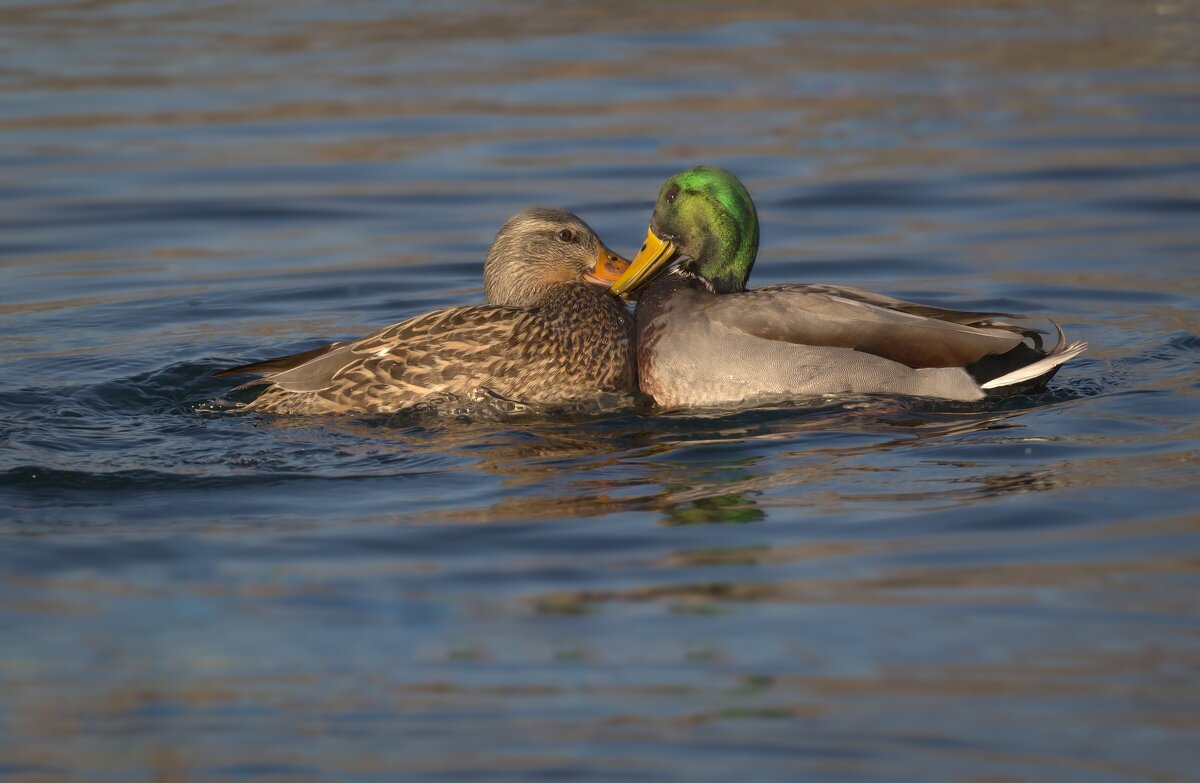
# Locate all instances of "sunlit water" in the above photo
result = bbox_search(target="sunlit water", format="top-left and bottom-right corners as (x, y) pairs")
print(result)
(3, 1), (1199, 781)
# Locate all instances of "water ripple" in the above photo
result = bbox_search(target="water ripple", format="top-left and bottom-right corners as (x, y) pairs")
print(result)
(3, 1), (1200, 780)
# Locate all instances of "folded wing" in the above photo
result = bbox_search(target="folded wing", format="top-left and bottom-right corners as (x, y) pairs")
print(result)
(219, 304), (530, 399)
(701, 284), (1035, 369)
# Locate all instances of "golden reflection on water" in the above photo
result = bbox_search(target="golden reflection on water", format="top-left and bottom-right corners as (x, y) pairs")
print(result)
(275, 402), (1050, 527)
(533, 524), (1200, 614)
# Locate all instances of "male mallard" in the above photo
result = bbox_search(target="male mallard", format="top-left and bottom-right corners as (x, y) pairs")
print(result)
(217, 208), (636, 414)
(610, 166), (1087, 407)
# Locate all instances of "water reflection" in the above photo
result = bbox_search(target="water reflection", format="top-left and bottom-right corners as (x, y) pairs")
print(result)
(529, 512), (1200, 616)
(262, 397), (1059, 528)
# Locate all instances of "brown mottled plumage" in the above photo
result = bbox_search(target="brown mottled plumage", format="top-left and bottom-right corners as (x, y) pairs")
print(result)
(216, 209), (636, 414)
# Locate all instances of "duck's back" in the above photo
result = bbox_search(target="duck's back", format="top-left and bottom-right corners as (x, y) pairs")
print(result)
(243, 283), (635, 414)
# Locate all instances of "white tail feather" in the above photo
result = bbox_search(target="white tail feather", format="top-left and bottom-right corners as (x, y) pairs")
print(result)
(980, 322), (1087, 390)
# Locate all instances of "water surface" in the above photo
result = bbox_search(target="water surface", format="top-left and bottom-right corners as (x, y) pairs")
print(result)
(2, 1), (1200, 781)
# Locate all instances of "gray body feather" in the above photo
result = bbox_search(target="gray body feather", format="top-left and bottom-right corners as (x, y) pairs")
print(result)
(636, 275), (1086, 407)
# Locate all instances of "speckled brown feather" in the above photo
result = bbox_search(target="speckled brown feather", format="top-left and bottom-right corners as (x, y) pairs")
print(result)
(220, 208), (637, 415)
(243, 283), (634, 414)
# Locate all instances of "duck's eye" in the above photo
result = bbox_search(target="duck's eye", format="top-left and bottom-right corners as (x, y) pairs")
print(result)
(557, 228), (576, 243)
(664, 184), (681, 204)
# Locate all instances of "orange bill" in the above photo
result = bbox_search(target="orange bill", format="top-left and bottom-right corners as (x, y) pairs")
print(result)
(583, 241), (631, 287)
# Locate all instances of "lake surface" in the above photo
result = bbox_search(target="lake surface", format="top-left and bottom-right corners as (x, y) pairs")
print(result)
(2, 1), (1199, 780)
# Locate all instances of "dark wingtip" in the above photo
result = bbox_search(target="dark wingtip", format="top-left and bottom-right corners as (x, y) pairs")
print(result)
(212, 364), (254, 378)
(212, 342), (340, 379)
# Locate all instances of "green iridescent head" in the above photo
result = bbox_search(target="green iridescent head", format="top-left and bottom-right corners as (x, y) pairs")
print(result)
(610, 166), (759, 296)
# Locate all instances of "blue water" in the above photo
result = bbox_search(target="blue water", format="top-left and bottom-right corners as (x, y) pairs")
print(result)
(3, 2), (1199, 781)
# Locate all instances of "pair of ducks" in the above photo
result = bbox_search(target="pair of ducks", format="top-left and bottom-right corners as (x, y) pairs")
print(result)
(219, 167), (1087, 414)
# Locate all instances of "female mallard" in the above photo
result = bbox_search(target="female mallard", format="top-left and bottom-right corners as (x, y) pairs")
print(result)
(610, 166), (1087, 408)
(217, 208), (636, 414)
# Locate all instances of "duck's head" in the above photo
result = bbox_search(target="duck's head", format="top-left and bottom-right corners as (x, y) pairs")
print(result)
(484, 208), (630, 308)
(610, 166), (758, 297)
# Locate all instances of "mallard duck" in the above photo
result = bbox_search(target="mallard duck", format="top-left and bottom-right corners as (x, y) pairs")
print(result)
(610, 166), (1087, 407)
(217, 208), (636, 414)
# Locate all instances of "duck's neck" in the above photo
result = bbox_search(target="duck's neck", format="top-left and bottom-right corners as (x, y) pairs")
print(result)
(689, 201), (758, 295)
(635, 270), (711, 328)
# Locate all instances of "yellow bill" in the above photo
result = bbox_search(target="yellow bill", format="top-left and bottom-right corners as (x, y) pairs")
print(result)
(609, 226), (677, 296)
(582, 241), (631, 287)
